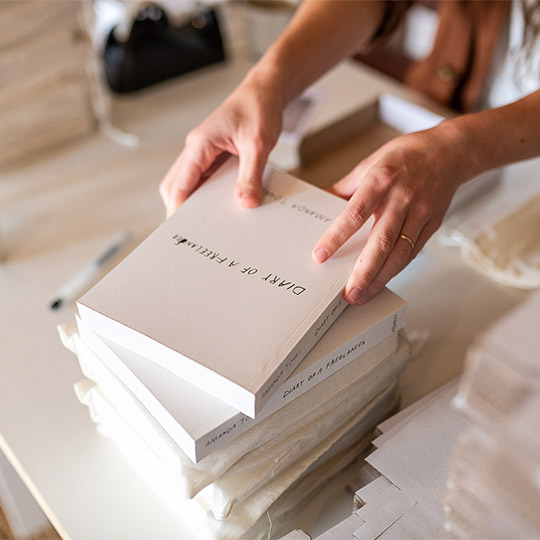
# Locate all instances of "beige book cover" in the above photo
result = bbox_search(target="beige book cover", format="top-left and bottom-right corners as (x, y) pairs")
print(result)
(77, 158), (369, 417)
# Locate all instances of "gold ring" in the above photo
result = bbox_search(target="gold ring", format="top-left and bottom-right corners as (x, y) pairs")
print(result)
(399, 234), (415, 250)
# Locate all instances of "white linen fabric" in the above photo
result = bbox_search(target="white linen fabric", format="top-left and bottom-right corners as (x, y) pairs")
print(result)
(75, 377), (399, 540)
(441, 194), (540, 289)
(197, 345), (407, 520)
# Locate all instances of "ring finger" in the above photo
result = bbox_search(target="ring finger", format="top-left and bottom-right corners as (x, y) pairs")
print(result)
(344, 198), (407, 304)
(354, 215), (430, 304)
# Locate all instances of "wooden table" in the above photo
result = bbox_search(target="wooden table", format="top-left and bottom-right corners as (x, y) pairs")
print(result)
(1, 52), (537, 539)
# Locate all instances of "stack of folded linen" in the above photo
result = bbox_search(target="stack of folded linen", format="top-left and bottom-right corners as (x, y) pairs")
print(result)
(61, 322), (410, 539)
(445, 291), (540, 539)
(0, 0), (96, 169)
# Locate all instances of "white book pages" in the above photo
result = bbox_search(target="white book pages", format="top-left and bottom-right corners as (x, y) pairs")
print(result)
(66, 324), (406, 470)
(76, 288), (405, 462)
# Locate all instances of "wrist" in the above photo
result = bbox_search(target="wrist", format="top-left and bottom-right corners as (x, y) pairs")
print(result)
(431, 116), (483, 185)
(241, 58), (288, 110)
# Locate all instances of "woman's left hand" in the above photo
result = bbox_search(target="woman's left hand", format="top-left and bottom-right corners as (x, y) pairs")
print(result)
(312, 121), (471, 305)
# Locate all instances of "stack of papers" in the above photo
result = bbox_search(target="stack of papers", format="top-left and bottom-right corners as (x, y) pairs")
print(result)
(445, 291), (540, 539)
(0, 0), (95, 169)
(285, 379), (466, 540)
(279, 292), (540, 540)
(62, 161), (412, 538)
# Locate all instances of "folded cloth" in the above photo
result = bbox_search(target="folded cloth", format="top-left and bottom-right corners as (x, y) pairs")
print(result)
(441, 193), (540, 289)
(60, 324), (404, 499)
(75, 377), (399, 540)
(197, 340), (408, 519)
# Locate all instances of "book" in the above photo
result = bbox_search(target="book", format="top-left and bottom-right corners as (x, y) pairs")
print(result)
(75, 287), (406, 463)
(77, 158), (370, 417)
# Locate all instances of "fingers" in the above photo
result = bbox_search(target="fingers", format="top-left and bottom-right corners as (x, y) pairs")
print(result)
(349, 226), (420, 305)
(311, 126), (461, 305)
(312, 171), (387, 264)
(346, 209), (435, 305)
(160, 128), (273, 217)
(234, 141), (270, 209)
(160, 137), (270, 217)
(343, 197), (408, 304)
(315, 172), (437, 305)
(160, 157), (201, 218)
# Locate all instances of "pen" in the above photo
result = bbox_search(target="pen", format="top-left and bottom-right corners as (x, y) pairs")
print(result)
(49, 231), (134, 310)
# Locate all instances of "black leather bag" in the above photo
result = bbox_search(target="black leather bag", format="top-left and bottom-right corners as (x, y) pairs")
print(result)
(103, 5), (226, 93)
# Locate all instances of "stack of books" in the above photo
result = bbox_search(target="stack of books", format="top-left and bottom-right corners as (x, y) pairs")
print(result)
(0, 0), (95, 169)
(445, 291), (540, 539)
(62, 160), (409, 539)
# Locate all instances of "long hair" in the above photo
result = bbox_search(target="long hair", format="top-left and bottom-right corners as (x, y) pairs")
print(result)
(517, 0), (540, 88)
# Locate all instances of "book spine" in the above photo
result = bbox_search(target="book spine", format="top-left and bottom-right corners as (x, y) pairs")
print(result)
(194, 302), (406, 462)
(254, 292), (348, 416)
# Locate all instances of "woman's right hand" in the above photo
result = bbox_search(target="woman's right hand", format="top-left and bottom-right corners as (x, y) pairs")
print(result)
(159, 72), (284, 218)
(159, 0), (390, 219)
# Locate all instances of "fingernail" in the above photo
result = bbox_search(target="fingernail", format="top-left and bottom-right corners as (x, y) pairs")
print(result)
(238, 185), (254, 199)
(313, 248), (329, 263)
(238, 189), (259, 209)
(348, 287), (362, 304)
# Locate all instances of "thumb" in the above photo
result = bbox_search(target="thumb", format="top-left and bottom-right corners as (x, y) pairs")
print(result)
(161, 143), (224, 218)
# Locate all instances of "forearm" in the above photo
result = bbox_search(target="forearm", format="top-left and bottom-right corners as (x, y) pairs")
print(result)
(439, 89), (540, 182)
(242, 0), (385, 108)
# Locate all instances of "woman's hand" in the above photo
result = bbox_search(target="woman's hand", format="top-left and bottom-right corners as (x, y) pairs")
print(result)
(313, 89), (540, 306)
(159, 1), (387, 219)
(313, 121), (471, 305)
(159, 73), (284, 218)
